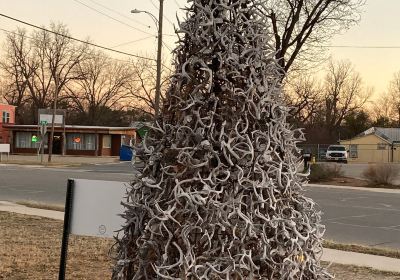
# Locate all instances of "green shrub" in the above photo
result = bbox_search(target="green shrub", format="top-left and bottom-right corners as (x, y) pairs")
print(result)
(362, 163), (399, 186)
(309, 163), (343, 182)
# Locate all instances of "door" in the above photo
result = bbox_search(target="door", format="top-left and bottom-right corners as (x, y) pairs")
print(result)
(52, 133), (62, 155)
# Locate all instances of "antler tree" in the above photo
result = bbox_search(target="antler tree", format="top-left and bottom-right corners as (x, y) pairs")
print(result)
(112, 0), (332, 279)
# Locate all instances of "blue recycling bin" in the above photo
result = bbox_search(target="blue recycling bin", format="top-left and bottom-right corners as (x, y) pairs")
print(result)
(120, 145), (133, 161)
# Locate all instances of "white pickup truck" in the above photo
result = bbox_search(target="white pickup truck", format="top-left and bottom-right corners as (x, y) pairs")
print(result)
(326, 145), (348, 163)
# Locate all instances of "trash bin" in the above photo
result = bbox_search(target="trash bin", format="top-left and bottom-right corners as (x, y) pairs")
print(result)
(120, 145), (133, 161)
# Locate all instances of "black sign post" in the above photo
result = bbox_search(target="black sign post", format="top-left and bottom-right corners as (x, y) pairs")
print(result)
(58, 179), (74, 280)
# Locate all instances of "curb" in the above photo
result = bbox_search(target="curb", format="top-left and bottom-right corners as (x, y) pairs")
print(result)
(307, 183), (400, 194)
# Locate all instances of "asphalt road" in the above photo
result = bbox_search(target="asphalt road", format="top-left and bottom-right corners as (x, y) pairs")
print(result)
(307, 186), (400, 250)
(0, 162), (137, 204)
(0, 163), (399, 250)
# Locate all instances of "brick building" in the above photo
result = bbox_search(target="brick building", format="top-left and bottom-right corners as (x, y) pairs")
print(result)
(0, 102), (15, 144)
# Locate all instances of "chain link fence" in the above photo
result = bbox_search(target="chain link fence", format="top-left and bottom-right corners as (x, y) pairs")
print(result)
(298, 143), (400, 163)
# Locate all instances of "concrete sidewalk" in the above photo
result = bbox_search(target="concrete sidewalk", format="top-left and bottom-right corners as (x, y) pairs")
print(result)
(1, 201), (400, 273)
(0, 154), (119, 165)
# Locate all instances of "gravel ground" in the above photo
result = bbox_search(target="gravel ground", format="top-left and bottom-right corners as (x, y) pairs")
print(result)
(1, 211), (400, 279)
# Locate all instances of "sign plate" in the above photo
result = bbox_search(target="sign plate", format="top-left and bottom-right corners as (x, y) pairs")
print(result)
(69, 179), (128, 238)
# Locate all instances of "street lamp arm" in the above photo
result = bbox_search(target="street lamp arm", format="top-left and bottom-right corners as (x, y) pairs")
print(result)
(131, 9), (159, 28)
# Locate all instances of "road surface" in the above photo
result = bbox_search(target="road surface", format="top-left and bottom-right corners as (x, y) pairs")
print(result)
(0, 163), (399, 250)
(0, 162), (136, 204)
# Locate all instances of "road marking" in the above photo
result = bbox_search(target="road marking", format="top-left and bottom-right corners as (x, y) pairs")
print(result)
(340, 196), (368, 202)
(321, 203), (400, 212)
(325, 213), (380, 222)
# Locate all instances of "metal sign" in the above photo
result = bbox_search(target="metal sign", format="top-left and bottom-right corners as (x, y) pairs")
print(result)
(58, 179), (128, 279)
(40, 120), (48, 126)
(38, 109), (66, 126)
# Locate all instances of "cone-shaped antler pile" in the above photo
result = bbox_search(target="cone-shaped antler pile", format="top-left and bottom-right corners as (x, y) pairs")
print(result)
(112, 0), (332, 279)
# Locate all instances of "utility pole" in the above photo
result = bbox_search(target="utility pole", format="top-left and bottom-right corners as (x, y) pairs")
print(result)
(154, 0), (164, 120)
(48, 75), (59, 163)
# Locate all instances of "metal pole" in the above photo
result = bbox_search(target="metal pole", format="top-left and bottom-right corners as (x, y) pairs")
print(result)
(58, 179), (74, 280)
(48, 76), (59, 163)
(154, 0), (164, 120)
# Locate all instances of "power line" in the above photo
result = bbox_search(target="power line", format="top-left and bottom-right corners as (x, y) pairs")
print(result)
(323, 45), (400, 49)
(173, 0), (181, 9)
(71, 0), (154, 36)
(162, 41), (173, 52)
(112, 35), (155, 48)
(0, 13), (156, 61)
(85, 0), (152, 29)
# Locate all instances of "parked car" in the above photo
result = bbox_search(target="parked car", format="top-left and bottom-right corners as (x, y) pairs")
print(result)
(326, 145), (348, 163)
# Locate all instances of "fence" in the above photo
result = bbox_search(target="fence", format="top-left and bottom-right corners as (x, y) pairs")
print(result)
(298, 143), (399, 163)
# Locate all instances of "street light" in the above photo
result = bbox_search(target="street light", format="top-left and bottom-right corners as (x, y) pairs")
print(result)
(131, 2), (164, 121)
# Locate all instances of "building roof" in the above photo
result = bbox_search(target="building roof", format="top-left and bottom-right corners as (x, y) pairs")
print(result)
(357, 127), (400, 143)
(2, 124), (135, 134)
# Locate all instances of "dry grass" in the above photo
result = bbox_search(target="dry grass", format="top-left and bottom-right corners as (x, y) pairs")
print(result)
(1, 211), (400, 279)
(327, 263), (400, 280)
(362, 163), (400, 186)
(309, 163), (344, 182)
(0, 211), (114, 279)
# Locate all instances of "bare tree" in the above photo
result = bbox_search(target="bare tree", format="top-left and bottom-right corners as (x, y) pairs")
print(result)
(126, 57), (171, 117)
(264, 0), (365, 75)
(284, 73), (322, 124)
(65, 51), (132, 124)
(387, 71), (400, 125)
(323, 59), (371, 132)
(0, 29), (38, 121)
(369, 91), (394, 125)
(30, 23), (88, 162)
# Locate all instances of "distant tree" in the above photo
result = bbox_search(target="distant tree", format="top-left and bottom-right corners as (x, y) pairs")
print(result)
(264, 0), (365, 75)
(0, 29), (36, 122)
(33, 23), (88, 162)
(372, 116), (392, 128)
(369, 91), (394, 125)
(322, 59), (371, 135)
(126, 57), (171, 117)
(284, 73), (322, 125)
(388, 71), (400, 125)
(65, 51), (132, 125)
(0, 24), (87, 132)
(340, 110), (371, 140)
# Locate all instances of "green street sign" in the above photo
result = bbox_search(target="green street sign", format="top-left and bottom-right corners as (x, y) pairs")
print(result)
(31, 135), (38, 143)
(40, 121), (48, 125)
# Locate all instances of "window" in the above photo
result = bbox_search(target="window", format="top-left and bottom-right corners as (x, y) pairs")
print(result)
(15, 132), (41, 149)
(2, 111), (10, 123)
(377, 143), (387, 150)
(67, 133), (96, 150)
(103, 135), (111, 148)
(349, 144), (358, 158)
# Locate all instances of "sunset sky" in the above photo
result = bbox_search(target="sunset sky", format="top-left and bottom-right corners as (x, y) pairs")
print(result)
(1, 0), (400, 97)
